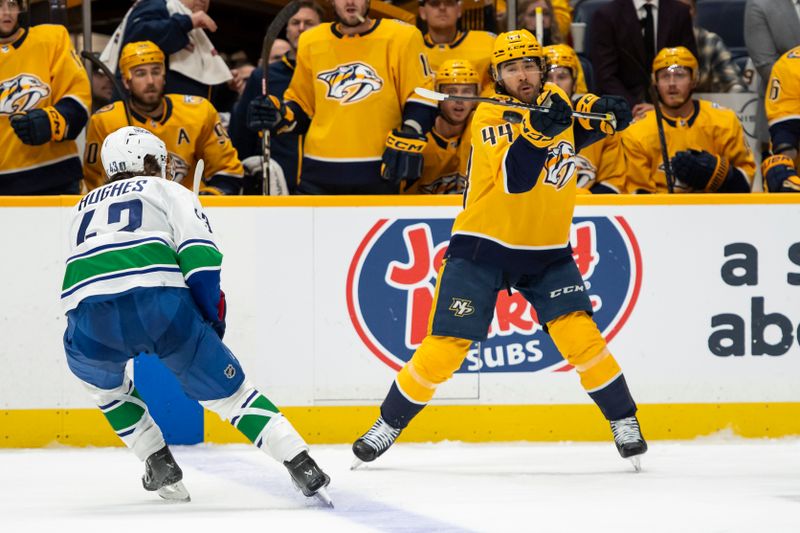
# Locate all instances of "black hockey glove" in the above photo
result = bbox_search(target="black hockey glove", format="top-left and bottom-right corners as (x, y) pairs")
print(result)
(762, 154), (800, 193)
(381, 129), (427, 184)
(576, 94), (633, 134)
(528, 91), (572, 139)
(247, 95), (290, 132)
(671, 149), (730, 192)
(10, 107), (64, 145)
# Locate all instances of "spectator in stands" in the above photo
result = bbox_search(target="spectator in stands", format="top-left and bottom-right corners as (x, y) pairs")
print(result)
(761, 45), (800, 193)
(417, 0), (495, 93)
(100, 0), (233, 102)
(0, 0), (91, 195)
(84, 41), (244, 195)
(543, 44), (627, 194)
(230, 1), (324, 193)
(268, 39), (292, 64)
(405, 59), (477, 195)
(676, 0), (746, 93)
(621, 47), (755, 194)
(518, 0), (566, 45)
(589, 0), (697, 117)
(744, 0), (800, 149)
(247, 0), (437, 195)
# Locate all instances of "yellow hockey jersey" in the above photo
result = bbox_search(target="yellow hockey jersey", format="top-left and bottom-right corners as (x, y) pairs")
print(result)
(423, 30), (495, 94)
(283, 19), (436, 186)
(575, 133), (627, 192)
(765, 46), (800, 159)
(405, 122), (472, 194)
(448, 84), (581, 272)
(84, 94), (243, 194)
(621, 99), (755, 193)
(0, 24), (90, 193)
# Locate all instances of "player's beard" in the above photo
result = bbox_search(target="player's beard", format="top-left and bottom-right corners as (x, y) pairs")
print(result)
(130, 85), (164, 115)
(0, 22), (20, 39)
(659, 90), (691, 112)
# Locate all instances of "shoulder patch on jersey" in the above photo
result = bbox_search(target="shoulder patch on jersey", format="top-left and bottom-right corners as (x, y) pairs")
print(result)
(788, 49), (800, 59)
(317, 62), (384, 104)
(182, 95), (205, 105)
(0, 73), (51, 114)
(95, 102), (117, 114)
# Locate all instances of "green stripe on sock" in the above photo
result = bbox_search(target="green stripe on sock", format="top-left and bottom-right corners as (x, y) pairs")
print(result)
(178, 245), (223, 277)
(249, 395), (279, 413)
(103, 402), (145, 432)
(235, 414), (272, 443)
(63, 242), (179, 290)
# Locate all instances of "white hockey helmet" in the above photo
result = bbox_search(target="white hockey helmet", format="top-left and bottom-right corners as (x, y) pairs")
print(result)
(100, 126), (168, 180)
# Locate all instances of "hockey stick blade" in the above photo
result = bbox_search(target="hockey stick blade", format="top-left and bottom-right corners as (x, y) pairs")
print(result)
(192, 159), (205, 196)
(414, 87), (615, 126)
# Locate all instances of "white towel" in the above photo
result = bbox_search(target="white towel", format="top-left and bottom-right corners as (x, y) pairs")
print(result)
(99, 0), (232, 86)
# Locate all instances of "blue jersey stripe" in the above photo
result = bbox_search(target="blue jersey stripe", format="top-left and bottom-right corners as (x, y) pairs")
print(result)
(177, 238), (218, 253)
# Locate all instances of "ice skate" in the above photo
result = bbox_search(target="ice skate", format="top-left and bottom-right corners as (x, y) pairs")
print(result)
(351, 416), (401, 470)
(142, 445), (190, 502)
(610, 416), (648, 472)
(284, 451), (333, 507)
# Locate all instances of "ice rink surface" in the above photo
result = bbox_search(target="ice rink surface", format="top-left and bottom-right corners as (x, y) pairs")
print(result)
(1, 438), (798, 533)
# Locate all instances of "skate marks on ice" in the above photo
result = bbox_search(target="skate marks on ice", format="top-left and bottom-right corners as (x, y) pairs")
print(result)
(1, 440), (799, 532)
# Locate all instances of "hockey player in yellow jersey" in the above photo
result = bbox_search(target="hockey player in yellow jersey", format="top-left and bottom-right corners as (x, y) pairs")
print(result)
(544, 44), (626, 193)
(83, 41), (243, 195)
(247, 0), (437, 194)
(762, 45), (800, 193)
(622, 47), (755, 194)
(405, 59), (477, 194)
(0, 0), (91, 194)
(417, 0), (495, 94)
(353, 30), (648, 471)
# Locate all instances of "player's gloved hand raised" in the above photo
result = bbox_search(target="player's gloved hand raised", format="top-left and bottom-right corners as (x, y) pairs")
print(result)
(10, 106), (66, 145)
(211, 290), (227, 340)
(671, 149), (730, 192)
(761, 154), (800, 193)
(528, 91), (572, 139)
(381, 128), (427, 184)
(247, 95), (286, 132)
(576, 94), (632, 134)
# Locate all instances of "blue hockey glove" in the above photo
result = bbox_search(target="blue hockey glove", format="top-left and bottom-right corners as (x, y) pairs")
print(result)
(576, 94), (632, 134)
(762, 154), (800, 193)
(528, 91), (572, 139)
(381, 129), (427, 184)
(10, 106), (65, 145)
(671, 149), (730, 192)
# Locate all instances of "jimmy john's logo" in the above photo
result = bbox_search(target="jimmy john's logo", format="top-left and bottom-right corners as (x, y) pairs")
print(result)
(317, 62), (383, 104)
(0, 74), (50, 114)
(543, 140), (577, 190)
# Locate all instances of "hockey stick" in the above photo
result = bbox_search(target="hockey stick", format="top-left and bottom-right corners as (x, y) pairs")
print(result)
(415, 87), (617, 129)
(192, 159), (205, 196)
(260, 0), (301, 196)
(80, 50), (132, 126)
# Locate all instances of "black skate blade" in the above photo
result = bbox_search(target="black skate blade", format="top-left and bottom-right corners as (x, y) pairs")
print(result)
(157, 480), (191, 502)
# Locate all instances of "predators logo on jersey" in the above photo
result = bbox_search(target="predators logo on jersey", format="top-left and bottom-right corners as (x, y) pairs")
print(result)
(169, 152), (190, 183)
(317, 62), (384, 104)
(543, 140), (577, 189)
(573, 154), (597, 189)
(0, 74), (51, 114)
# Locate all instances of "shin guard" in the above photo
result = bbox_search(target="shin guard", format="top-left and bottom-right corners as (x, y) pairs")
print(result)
(84, 375), (165, 461)
(201, 380), (307, 463)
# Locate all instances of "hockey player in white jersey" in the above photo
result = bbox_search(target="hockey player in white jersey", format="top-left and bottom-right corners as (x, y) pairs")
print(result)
(61, 126), (331, 506)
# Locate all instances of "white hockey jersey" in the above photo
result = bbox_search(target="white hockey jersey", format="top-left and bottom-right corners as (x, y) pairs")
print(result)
(61, 177), (222, 317)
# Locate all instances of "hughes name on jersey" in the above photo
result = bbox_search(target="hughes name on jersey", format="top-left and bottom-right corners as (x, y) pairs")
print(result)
(0, 24), (90, 193)
(62, 177), (222, 325)
(83, 95), (243, 194)
(282, 19), (437, 186)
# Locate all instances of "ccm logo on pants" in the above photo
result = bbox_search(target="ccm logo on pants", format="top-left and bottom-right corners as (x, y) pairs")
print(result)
(549, 284), (586, 298)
